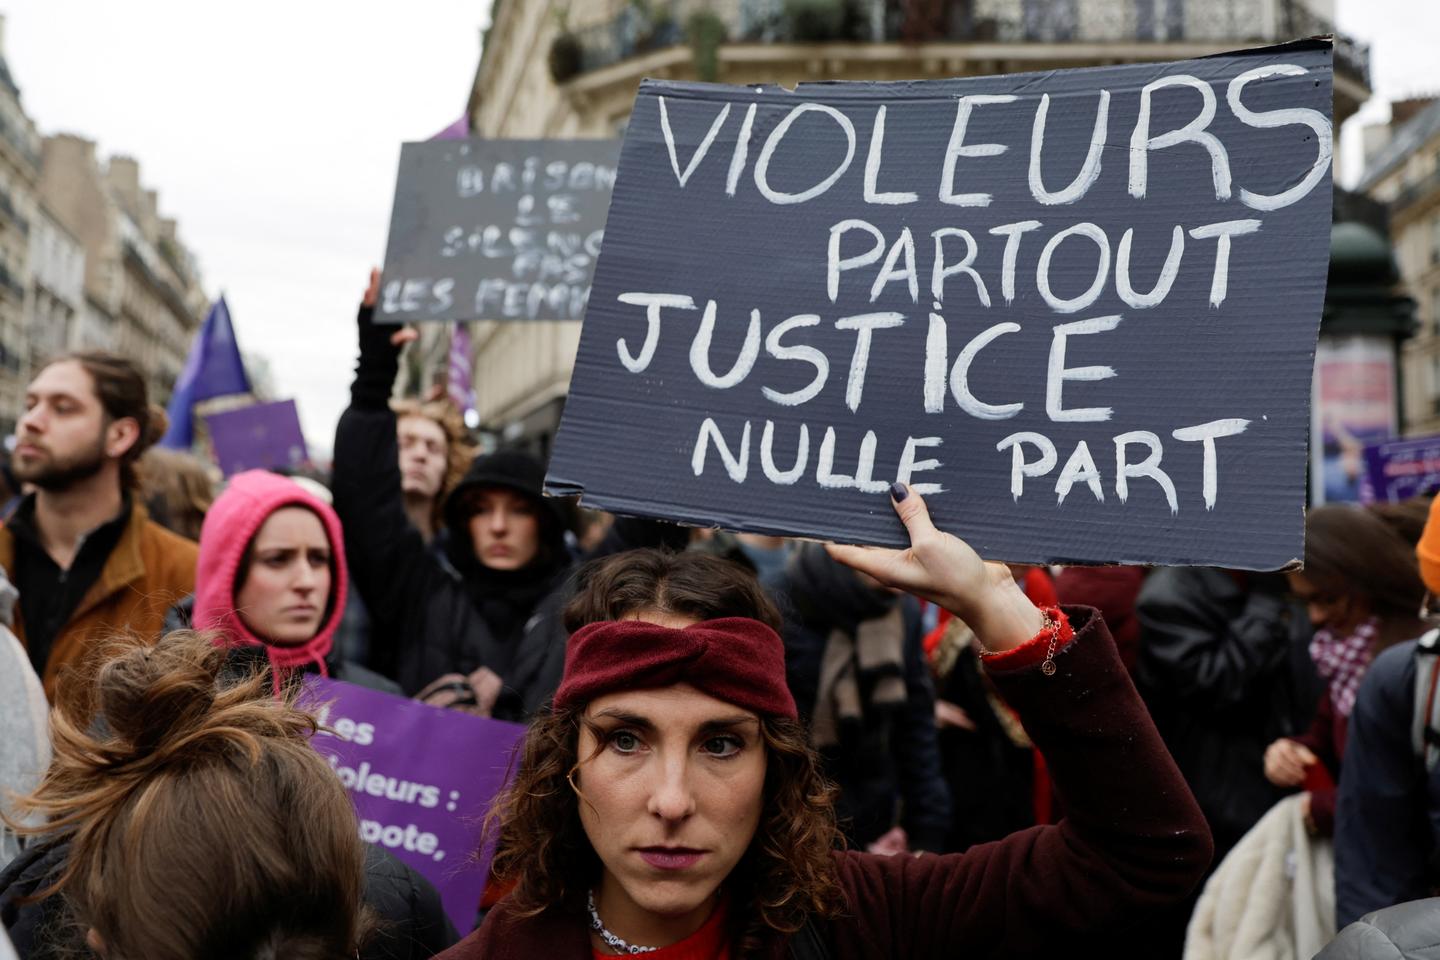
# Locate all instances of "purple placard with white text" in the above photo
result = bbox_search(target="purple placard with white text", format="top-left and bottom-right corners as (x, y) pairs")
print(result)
(301, 677), (526, 931)
(1361, 434), (1440, 504)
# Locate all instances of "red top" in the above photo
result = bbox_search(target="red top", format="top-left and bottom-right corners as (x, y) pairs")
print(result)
(592, 898), (730, 960)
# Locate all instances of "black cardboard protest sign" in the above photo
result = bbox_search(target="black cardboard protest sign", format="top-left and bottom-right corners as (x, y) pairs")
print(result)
(378, 139), (621, 323)
(545, 42), (1334, 569)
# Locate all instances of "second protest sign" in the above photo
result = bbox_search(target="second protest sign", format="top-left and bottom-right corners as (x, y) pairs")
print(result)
(546, 41), (1335, 570)
(379, 138), (621, 323)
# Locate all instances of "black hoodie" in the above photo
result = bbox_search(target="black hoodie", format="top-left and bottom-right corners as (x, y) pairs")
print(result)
(442, 449), (571, 661)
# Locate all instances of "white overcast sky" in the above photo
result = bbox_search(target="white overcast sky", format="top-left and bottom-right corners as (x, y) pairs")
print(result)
(4, 1), (491, 457)
(2, 0), (1436, 457)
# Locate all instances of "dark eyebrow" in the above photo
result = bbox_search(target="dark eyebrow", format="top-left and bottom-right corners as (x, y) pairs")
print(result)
(589, 709), (655, 732)
(587, 711), (758, 736)
(26, 390), (79, 404)
(698, 716), (760, 734)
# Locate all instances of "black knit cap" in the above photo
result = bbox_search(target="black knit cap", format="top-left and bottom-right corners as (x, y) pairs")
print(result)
(443, 449), (569, 549)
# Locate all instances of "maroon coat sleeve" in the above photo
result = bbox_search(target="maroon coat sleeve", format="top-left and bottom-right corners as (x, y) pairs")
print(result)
(827, 606), (1213, 959)
(1290, 691), (1339, 772)
(1290, 692), (1342, 837)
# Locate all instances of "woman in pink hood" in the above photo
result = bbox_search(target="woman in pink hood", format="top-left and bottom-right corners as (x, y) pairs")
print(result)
(187, 470), (398, 693)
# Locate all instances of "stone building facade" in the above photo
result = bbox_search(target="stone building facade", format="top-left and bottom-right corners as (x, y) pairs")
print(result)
(1360, 99), (1440, 435)
(461, 0), (1372, 451)
(25, 205), (85, 372)
(37, 136), (206, 407)
(0, 16), (41, 434)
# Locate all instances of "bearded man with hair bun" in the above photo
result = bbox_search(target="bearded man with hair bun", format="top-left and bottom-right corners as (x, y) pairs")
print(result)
(0, 352), (197, 696)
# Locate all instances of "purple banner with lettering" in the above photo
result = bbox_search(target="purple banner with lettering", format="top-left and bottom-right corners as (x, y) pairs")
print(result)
(301, 677), (526, 931)
(1361, 434), (1440, 504)
(204, 399), (310, 477)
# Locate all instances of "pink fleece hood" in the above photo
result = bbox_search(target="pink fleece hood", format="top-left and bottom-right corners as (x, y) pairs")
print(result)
(193, 470), (348, 678)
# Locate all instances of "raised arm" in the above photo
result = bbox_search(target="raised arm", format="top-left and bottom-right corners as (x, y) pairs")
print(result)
(330, 271), (486, 687)
(827, 485), (1212, 956)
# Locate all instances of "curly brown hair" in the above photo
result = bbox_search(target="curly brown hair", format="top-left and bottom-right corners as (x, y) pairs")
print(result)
(391, 396), (475, 533)
(487, 549), (846, 954)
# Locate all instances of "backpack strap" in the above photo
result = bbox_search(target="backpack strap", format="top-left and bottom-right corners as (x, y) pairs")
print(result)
(1412, 629), (1440, 771)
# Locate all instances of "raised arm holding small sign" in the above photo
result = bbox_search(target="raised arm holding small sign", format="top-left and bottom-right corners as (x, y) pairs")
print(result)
(545, 42), (1334, 570)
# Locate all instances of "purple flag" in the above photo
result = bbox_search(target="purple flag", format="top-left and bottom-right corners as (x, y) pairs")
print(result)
(203, 399), (309, 477)
(302, 678), (526, 931)
(448, 324), (475, 415)
(161, 295), (252, 449)
(430, 115), (470, 141)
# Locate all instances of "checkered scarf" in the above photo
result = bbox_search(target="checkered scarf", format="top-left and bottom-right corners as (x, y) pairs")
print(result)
(1309, 617), (1377, 718)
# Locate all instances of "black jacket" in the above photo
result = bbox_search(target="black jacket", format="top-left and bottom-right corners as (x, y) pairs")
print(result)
(1318, 898), (1440, 960)
(1335, 640), (1440, 926)
(333, 400), (511, 699)
(332, 304), (685, 718)
(932, 638), (1038, 852)
(0, 838), (457, 960)
(773, 545), (952, 852)
(1136, 567), (1320, 860)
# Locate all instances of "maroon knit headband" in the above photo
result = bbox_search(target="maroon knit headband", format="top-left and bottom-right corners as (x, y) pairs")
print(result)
(553, 617), (797, 719)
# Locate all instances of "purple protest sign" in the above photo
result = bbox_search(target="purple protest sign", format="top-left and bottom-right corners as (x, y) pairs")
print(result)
(301, 677), (526, 931)
(1361, 434), (1440, 504)
(204, 399), (310, 477)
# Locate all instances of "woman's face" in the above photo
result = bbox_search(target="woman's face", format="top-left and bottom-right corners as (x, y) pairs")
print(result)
(235, 507), (332, 646)
(466, 487), (541, 571)
(575, 614), (767, 941)
(1287, 570), (1369, 633)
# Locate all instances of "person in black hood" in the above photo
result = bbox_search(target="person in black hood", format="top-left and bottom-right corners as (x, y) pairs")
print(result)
(772, 543), (952, 854)
(441, 449), (570, 648)
(332, 270), (684, 718)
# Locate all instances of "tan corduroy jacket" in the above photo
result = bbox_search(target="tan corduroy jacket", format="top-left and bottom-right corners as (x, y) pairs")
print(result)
(0, 503), (198, 698)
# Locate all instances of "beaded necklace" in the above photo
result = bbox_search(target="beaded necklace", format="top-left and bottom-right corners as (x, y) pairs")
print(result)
(587, 890), (659, 954)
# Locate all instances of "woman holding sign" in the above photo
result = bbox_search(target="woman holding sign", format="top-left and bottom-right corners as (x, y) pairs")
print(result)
(440, 486), (1212, 959)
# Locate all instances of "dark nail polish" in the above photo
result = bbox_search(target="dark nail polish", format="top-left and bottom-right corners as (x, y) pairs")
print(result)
(889, 481), (909, 502)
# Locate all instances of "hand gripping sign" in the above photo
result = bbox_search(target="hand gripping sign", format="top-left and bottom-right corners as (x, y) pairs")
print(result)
(545, 41), (1334, 570)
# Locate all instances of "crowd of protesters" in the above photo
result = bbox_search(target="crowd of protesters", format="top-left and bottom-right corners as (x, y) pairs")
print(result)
(0, 281), (1438, 958)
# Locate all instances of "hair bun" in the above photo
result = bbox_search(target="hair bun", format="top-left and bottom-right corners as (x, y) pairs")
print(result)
(138, 404), (169, 452)
(94, 633), (224, 757)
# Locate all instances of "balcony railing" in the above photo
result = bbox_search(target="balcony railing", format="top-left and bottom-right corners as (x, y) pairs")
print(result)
(0, 110), (42, 172)
(558, 0), (1368, 86)
(0, 189), (30, 236)
(1391, 166), (1440, 215)
(0, 260), (25, 301)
